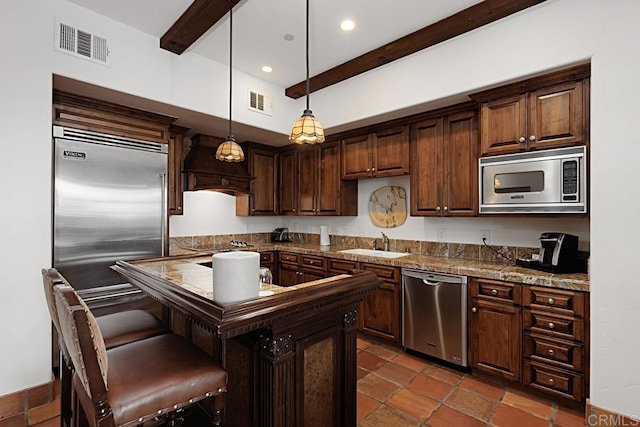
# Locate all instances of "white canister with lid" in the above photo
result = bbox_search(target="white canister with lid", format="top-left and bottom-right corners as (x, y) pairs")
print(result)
(212, 251), (260, 304)
(320, 225), (330, 246)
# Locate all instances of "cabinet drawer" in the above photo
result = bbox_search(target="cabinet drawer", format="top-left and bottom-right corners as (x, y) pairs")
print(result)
(260, 251), (275, 264)
(524, 310), (584, 342)
(471, 278), (521, 304)
(361, 263), (401, 283)
(301, 255), (327, 271)
(524, 333), (583, 372)
(523, 360), (583, 402)
(524, 286), (585, 317)
(328, 259), (358, 274)
(279, 252), (300, 265)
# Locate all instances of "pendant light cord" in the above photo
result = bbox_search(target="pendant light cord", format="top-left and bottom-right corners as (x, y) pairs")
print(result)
(228, 0), (233, 137)
(305, 0), (310, 112)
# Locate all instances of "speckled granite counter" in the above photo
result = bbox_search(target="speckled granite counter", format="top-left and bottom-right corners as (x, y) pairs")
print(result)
(171, 242), (589, 292)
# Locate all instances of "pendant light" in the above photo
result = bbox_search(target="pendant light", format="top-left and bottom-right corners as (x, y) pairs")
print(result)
(216, 0), (245, 162)
(289, 0), (325, 145)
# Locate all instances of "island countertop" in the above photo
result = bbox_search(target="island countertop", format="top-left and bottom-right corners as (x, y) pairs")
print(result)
(171, 242), (590, 292)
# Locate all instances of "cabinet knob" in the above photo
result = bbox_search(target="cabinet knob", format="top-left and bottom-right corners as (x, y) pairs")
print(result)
(444, 206), (448, 211)
(519, 136), (526, 143)
(177, 207), (181, 211)
(372, 167), (376, 172)
(548, 349), (555, 356)
(293, 208), (296, 212)
(366, 168), (371, 172)
(529, 135), (537, 141)
(309, 261), (314, 265)
(548, 322), (555, 329)
(472, 307), (477, 313)
(548, 298), (555, 305)
(548, 378), (555, 385)
(436, 206), (441, 212)
(491, 289), (498, 296)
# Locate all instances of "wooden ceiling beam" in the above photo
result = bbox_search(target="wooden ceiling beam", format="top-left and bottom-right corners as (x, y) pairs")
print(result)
(160, 0), (241, 55)
(285, 0), (547, 99)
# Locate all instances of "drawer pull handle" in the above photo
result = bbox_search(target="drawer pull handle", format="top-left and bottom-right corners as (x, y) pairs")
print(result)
(309, 261), (313, 264)
(548, 349), (555, 356)
(491, 289), (498, 296)
(548, 298), (555, 305)
(548, 322), (555, 329)
(548, 378), (555, 385)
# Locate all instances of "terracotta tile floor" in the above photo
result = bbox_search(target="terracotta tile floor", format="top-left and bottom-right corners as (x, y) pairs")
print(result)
(356, 335), (586, 427)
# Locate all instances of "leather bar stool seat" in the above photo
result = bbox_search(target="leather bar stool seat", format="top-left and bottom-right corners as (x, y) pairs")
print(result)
(42, 268), (168, 426)
(55, 285), (227, 426)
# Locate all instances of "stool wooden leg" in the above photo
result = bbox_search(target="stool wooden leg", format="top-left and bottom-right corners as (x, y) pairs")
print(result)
(60, 353), (73, 427)
(211, 394), (225, 426)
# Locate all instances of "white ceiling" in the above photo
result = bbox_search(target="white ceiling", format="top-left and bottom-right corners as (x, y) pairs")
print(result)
(65, 0), (485, 88)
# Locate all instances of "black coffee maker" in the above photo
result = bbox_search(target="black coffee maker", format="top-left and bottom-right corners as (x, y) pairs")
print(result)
(516, 232), (579, 273)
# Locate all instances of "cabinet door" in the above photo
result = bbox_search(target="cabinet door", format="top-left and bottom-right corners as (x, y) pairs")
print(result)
(443, 111), (478, 216)
(279, 264), (300, 287)
(279, 149), (298, 215)
(480, 94), (527, 156)
(302, 270), (326, 283)
(297, 147), (317, 215)
(316, 141), (341, 216)
(528, 81), (584, 151)
(250, 148), (278, 215)
(373, 126), (410, 177)
(342, 134), (371, 179)
(410, 118), (443, 216)
(469, 298), (522, 381)
(360, 283), (400, 342)
(168, 128), (186, 215)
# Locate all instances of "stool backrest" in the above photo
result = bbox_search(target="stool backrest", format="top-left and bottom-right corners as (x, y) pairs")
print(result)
(41, 268), (66, 335)
(54, 285), (109, 403)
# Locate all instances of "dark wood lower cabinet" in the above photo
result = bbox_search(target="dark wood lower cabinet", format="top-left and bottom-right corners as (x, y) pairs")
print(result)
(359, 263), (401, 344)
(469, 278), (589, 402)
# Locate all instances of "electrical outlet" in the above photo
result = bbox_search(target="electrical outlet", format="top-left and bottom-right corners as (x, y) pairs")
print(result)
(481, 229), (490, 245)
(437, 228), (447, 242)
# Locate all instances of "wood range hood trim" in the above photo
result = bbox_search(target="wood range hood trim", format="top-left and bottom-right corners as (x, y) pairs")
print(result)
(160, 0), (548, 98)
(183, 134), (254, 195)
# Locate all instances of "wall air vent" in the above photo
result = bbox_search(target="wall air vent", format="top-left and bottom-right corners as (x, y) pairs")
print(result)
(55, 20), (110, 66)
(248, 90), (272, 116)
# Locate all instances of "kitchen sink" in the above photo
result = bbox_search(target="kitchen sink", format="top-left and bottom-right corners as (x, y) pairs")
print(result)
(338, 248), (410, 259)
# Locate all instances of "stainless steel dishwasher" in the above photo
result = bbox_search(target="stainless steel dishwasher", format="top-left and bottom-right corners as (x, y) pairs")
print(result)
(402, 269), (468, 367)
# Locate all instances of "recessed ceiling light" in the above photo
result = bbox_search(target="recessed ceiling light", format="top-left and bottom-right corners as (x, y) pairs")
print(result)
(284, 34), (294, 41)
(340, 20), (355, 32)
(261, 65), (273, 73)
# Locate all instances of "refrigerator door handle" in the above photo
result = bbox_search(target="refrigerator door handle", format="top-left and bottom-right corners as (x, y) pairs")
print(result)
(160, 173), (167, 257)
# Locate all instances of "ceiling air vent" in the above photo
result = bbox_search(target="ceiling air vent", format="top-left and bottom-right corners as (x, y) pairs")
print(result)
(248, 90), (272, 116)
(55, 20), (110, 66)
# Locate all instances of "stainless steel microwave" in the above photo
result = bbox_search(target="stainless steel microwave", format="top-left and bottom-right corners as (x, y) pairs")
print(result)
(479, 146), (587, 214)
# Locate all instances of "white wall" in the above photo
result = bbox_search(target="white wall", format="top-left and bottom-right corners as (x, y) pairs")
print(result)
(2, 0), (639, 418)
(172, 176), (590, 250)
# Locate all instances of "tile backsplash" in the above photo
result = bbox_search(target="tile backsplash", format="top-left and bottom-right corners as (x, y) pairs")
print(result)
(170, 233), (539, 264)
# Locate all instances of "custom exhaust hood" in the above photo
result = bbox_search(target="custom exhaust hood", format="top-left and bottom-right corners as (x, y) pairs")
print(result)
(183, 134), (253, 195)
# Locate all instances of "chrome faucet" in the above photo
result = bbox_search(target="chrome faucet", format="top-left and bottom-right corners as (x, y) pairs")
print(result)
(381, 232), (390, 251)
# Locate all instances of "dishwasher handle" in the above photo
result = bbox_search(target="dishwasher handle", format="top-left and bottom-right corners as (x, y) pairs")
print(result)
(422, 279), (441, 286)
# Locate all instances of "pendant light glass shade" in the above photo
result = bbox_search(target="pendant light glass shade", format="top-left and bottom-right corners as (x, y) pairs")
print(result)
(216, 135), (245, 162)
(289, 0), (324, 145)
(290, 109), (325, 145)
(216, 0), (245, 162)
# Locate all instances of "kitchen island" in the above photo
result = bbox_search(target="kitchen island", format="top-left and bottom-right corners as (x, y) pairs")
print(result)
(112, 255), (382, 427)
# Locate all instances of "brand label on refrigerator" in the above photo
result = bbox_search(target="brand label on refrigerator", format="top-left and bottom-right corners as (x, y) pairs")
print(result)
(63, 150), (86, 160)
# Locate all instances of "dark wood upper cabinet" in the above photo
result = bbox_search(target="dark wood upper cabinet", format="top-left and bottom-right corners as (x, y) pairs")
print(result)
(411, 109), (478, 217)
(168, 125), (189, 216)
(341, 126), (409, 179)
(236, 143), (278, 216)
(279, 142), (357, 216)
(471, 64), (590, 156)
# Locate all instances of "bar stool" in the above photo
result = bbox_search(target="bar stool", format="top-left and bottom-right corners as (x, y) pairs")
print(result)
(54, 285), (227, 426)
(42, 268), (168, 426)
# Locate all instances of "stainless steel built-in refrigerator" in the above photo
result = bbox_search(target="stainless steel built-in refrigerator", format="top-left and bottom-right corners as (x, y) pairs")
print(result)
(52, 126), (167, 293)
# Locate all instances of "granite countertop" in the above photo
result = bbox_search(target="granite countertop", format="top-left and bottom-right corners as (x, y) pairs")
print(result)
(171, 242), (589, 292)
